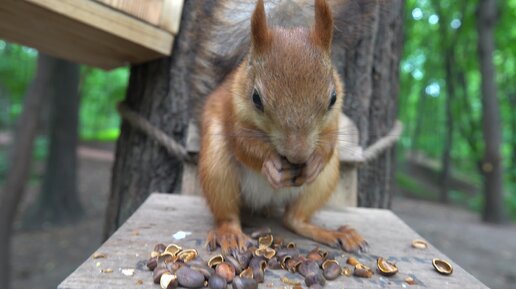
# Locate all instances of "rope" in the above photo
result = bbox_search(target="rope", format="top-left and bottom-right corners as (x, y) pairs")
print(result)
(117, 101), (402, 166)
(117, 102), (196, 164)
(362, 120), (403, 163)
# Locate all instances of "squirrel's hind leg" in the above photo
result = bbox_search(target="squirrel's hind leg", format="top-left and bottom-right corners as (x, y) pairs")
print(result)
(282, 154), (367, 252)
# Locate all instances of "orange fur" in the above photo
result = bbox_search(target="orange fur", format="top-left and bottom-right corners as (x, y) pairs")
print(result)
(199, 0), (366, 253)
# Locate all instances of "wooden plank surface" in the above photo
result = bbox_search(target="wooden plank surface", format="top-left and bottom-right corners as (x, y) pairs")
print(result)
(58, 194), (488, 289)
(96, 0), (164, 26)
(0, 0), (174, 69)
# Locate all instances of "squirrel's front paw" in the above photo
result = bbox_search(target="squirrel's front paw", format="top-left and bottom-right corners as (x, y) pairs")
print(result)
(330, 225), (368, 253)
(262, 153), (303, 189)
(205, 223), (250, 254)
(296, 152), (324, 185)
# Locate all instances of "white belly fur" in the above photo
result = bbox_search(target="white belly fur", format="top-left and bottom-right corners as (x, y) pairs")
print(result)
(240, 167), (304, 210)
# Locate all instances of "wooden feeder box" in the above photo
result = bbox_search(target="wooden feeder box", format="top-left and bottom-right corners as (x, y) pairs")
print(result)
(0, 0), (183, 69)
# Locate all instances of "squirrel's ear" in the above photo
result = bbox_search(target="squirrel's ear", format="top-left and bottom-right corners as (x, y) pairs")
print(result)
(312, 0), (333, 51)
(251, 0), (271, 54)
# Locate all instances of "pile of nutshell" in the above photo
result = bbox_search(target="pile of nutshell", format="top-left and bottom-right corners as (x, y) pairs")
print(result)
(146, 228), (453, 289)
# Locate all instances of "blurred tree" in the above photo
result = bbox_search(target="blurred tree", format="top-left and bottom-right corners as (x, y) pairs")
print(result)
(476, 0), (506, 223)
(0, 53), (55, 289)
(21, 59), (84, 229)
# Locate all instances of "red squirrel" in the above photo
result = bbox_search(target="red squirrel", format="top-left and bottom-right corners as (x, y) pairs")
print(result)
(198, 0), (366, 253)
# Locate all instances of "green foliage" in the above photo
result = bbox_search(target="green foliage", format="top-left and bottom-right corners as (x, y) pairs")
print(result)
(400, 0), (516, 221)
(0, 41), (128, 140)
(79, 67), (128, 141)
(0, 40), (37, 127)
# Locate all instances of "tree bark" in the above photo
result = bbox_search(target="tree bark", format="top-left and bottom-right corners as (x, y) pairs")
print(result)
(344, 1), (404, 207)
(508, 92), (516, 183)
(0, 53), (56, 289)
(103, 0), (212, 238)
(439, 49), (456, 204)
(476, 0), (506, 223)
(21, 59), (83, 229)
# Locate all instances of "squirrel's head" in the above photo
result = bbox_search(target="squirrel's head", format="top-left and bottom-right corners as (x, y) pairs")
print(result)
(233, 0), (343, 164)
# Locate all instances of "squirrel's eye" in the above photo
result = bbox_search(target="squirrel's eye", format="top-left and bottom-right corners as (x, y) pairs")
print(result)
(252, 89), (264, 112)
(328, 90), (337, 110)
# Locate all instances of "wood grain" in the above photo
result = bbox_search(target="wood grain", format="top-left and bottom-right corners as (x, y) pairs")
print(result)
(0, 0), (174, 69)
(58, 194), (488, 289)
(96, 0), (164, 26)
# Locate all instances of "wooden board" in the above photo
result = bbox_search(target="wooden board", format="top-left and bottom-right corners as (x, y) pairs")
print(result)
(95, 0), (184, 35)
(58, 194), (488, 289)
(96, 0), (164, 26)
(0, 0), (175, 69)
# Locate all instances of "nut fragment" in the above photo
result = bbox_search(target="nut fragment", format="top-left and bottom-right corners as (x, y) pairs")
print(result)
(376, 257), (398, 276)
(341, 266), (353, 276)
(233, 250), (252, 268)
(285, 256), (304, 273)
(189, 264), (214, 279)
(177, 249), (198, 263)
(306, 248), (324, 265)
(254, 246), (276, 259)
(152, 244), (167, 258)
(287, 242), (296, 248)
(240, 267), (254, 279)
(160, 272), (179, 289)
(267, 257), (282, 270)
(258, 234), (274, 247)
(176, 266), (205, 288)
(216, 262), (236, 282)
(280, 276), (301, 286)
(298, 260), (320, 277)
(154, 267), (171, 284)
(276, 248), (299, 260)
(346, 256), (360, 266)
(147, 256), (158, 270)
(304, 272), (325, 287)
(208, 254), (225, 268)
(159, 252), (178, 264)
(232, 276), (258, 289)
(250, 227), (272, 239)
(432, 258), (453, 275)
(92, 252), (107, 259)
(405, 276), (416, 285)
(164, 244), (182, 256)
(208, 274), (227, 289)
(122, 268), (135, 276)
(353, 263), (373, 278)
(249, 257), (267, 283)
(322, 260), (341, 280)
(412, 239), (428, 249)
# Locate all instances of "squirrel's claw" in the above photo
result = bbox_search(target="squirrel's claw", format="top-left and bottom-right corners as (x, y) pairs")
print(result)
(334, 225), (368, 253)
(205, 225), (250, 255)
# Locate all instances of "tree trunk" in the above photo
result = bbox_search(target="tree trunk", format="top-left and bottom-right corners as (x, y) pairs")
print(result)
(104, 0), (404, 236)
(0, 53), (56, 289)
(508, 92), (516, 183)
(344, 1), (404, 207)
(476, 0), (506, 223)
(21, 59), (83, 229)
(103, 0), (212, 238)
(439, 50), (456, 204)
(410, 88), (427, 151)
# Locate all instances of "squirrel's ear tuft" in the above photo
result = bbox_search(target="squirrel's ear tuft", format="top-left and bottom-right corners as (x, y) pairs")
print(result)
(251, 0), (271, 54)
(312, 0), (333, 51)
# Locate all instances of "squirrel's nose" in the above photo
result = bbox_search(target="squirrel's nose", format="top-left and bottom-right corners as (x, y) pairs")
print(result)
(284, 151), (310, 165)
(283, 133), (312, 164)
